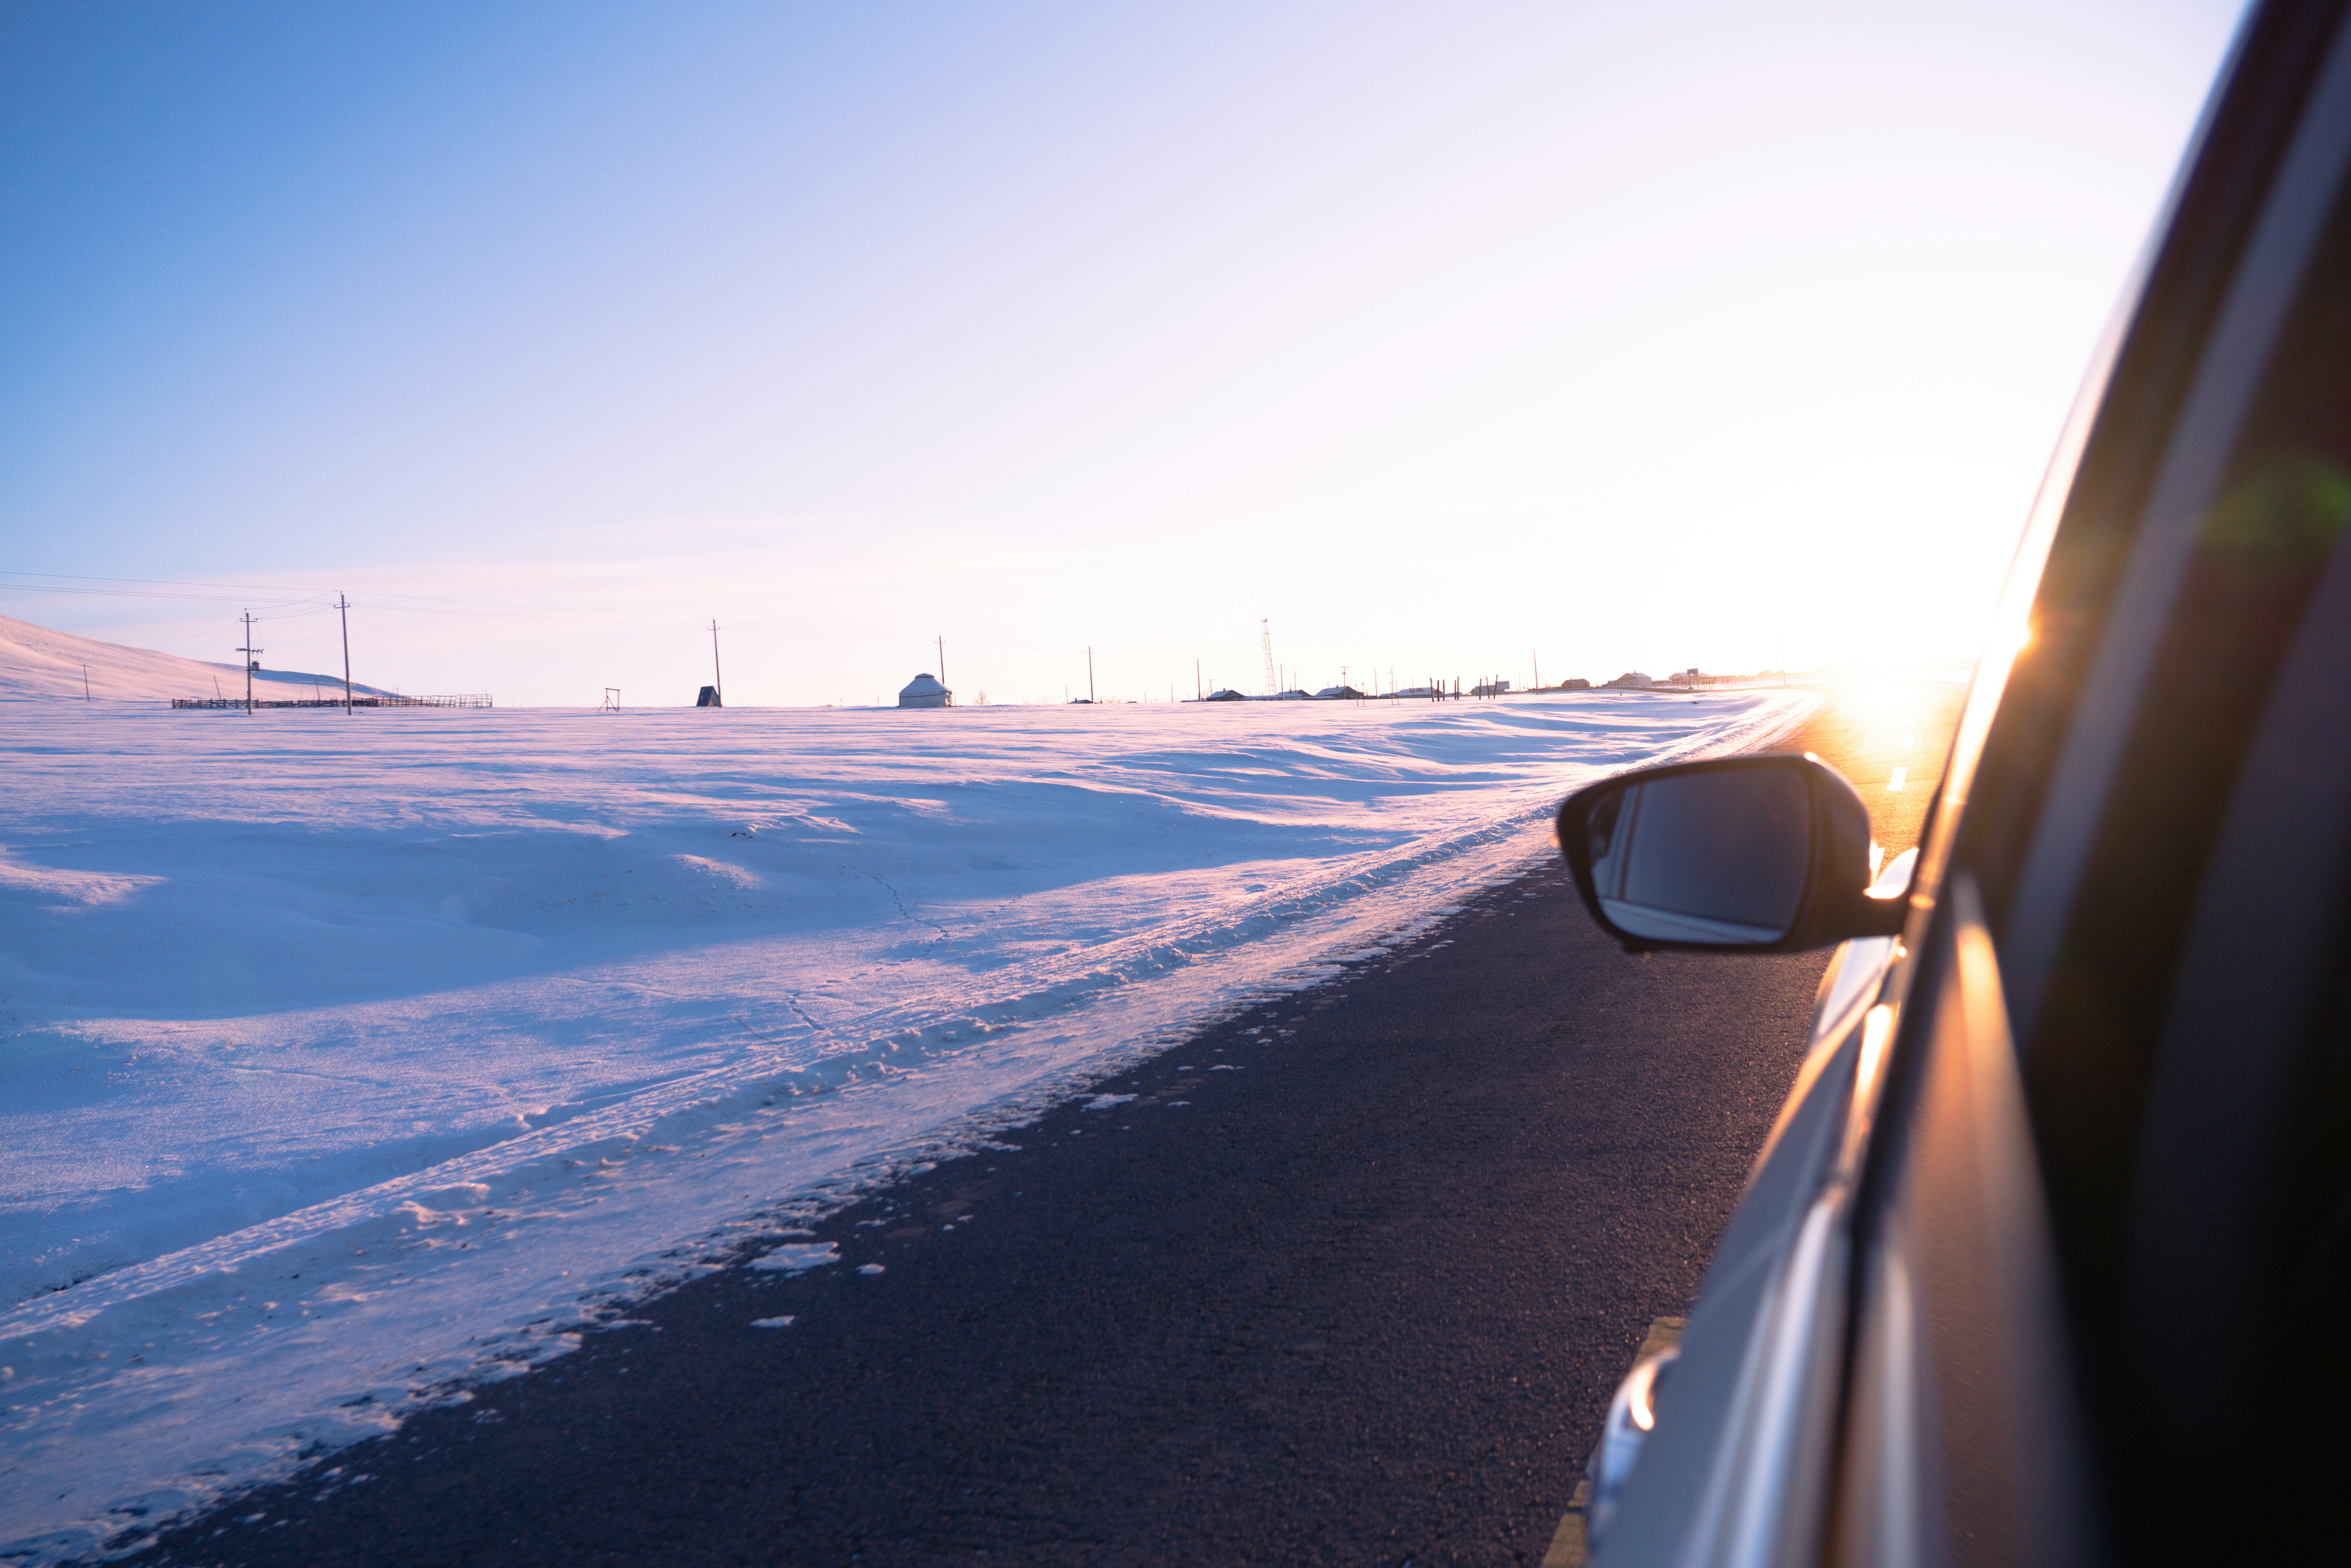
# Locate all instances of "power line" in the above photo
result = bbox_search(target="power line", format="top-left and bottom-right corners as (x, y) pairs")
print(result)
(0, 572), (701, 627)
(0, 582), (334, 611)
(0, 573), (1061, 649)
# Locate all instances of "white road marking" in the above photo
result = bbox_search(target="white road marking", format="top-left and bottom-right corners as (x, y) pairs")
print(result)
(1887, 766), (1909, 792)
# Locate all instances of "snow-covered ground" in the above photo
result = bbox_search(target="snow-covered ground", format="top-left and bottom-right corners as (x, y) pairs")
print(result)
(0, 682), (1815, 1561)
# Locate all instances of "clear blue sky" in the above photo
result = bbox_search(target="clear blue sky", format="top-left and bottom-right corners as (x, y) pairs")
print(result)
(2, 0), (2246, 704)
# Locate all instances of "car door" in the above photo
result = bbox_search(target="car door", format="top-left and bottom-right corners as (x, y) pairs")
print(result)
(1588, 2), (2351, 1563)
(1838, 1), (2351, 1562)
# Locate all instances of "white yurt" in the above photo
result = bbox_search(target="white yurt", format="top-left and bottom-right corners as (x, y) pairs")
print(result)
(897, 672), (952, 708)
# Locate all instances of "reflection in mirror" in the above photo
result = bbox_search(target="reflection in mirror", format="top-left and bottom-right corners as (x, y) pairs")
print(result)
(1585, 767), (1812, 944)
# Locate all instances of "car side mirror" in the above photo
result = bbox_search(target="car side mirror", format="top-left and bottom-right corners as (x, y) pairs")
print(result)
(1557, 753), (1906, 952)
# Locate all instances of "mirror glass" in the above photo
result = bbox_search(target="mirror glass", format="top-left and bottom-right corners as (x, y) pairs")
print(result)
(1585, 767), (1812, 943)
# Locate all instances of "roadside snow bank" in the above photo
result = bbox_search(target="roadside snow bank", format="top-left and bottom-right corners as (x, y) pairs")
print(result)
(0, 689), (1814, 1560)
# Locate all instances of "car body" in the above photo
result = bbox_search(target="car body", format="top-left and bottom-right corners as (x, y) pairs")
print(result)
(1557, 3), (2351, 1562)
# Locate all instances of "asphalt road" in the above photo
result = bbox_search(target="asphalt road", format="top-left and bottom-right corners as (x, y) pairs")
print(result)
(129, 682), (1963, 1568)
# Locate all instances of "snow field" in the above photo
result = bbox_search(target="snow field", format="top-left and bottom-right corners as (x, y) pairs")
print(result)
(0, 688), (1814, 1561)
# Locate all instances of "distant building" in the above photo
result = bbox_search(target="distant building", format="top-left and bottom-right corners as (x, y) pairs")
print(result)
(897, 672), (952, 708)
(696, 685), (723, 707)
(1604, 671), (1655, 689)
(1205, 688), (1247, 701)
(1471, 679), (1511, 697)
(1313, 684), (1366, 699)
(1561, 677), (1592, 690)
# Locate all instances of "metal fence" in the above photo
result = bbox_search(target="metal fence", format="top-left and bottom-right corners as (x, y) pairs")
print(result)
(170, 693), (494, 710)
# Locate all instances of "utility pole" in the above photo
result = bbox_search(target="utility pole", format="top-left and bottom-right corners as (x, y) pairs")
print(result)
(710, 620), (724, 706)
(1087, 646), (1096, 703)
(1259, 619), (1277, 697)
(1196, 659), (1202, 701)
(1533, 650), (1540, 691)
(236, 612), (261, 714)
(937, 635), (947, 696)
(337, 594), (353, 714)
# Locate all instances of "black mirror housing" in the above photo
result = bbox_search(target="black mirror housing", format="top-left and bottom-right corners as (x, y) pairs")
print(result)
(1556, 752), (1905, 953)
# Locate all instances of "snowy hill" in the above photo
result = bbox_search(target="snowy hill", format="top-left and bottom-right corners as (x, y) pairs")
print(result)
(0, 611), (396, 703)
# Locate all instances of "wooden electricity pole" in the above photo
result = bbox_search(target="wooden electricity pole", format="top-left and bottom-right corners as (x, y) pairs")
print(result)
(236, 612), (261, 714)
(337, 594), (353, 713)
(710, 620), (724, 706)
(1086, 646), (1095, 703)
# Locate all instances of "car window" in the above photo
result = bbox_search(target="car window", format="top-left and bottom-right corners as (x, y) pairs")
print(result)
(1962, 17), (2351, 1557)
(1953, 0), (2351, 964)
(2110, 449), (2351, 1558)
